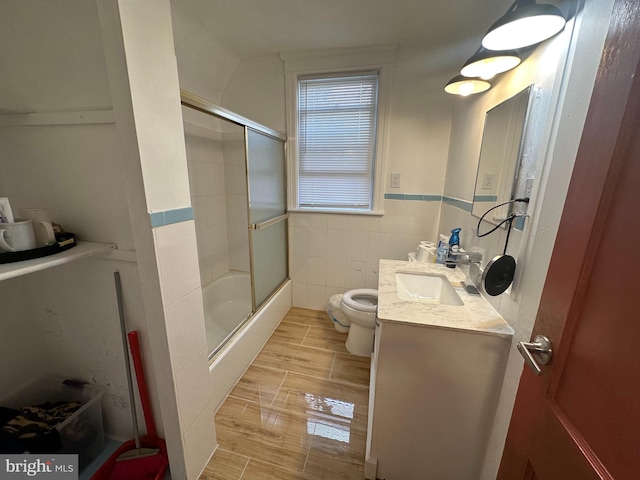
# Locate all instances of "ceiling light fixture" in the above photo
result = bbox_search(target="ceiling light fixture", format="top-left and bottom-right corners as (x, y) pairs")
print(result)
(460, 48), (522, 80)
(482, 0), (566, 51)
(444, 76), (491, 96)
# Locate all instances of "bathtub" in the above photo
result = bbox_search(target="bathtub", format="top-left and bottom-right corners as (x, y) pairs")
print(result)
(202, 272), (253, 355)
(206, 273), (291, 412)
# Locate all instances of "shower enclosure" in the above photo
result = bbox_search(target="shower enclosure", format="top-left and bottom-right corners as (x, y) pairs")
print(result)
(181, 90), (288, 358)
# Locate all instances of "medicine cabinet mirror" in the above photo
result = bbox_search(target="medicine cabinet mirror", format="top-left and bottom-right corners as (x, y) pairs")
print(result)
(472, 85), (534, 229)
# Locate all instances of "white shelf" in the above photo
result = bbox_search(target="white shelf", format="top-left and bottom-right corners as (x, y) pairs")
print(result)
(0, 241), (116, 282)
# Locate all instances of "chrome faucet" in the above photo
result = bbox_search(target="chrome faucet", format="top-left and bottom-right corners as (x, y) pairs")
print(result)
(447, 251), (483, 290)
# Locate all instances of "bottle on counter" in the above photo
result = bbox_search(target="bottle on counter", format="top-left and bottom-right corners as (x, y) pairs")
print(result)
(449, 228), (461, 254)
(436, 234), (450, 264)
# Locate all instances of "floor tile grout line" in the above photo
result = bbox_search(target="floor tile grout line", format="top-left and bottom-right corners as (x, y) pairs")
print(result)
(263, 337), (350, 356)
(299, 325), (312, 345)
(237, 455), (250, 480)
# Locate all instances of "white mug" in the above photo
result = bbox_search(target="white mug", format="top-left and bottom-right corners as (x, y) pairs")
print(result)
(0, 219), (38, 252)
(19, 208), (56, 246)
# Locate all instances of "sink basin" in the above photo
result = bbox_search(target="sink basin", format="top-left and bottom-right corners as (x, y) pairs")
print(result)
(395, 272), (463, 306)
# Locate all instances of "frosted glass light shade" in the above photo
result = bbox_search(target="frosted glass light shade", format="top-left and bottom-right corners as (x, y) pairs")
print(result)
(461, 49), (521, 79)
(482, 3), (566, 51)
(444, 76), (491, 96)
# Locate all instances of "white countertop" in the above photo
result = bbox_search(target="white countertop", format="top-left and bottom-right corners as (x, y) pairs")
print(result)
(377, 259), (514, 337)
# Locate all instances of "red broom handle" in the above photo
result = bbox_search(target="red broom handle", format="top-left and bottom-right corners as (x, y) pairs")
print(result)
(127, 331), (157, 440)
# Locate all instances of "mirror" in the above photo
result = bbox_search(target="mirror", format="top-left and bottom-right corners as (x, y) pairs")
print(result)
(472, 86), (534, 228)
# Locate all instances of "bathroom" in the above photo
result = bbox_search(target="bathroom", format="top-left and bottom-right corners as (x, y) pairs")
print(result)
(0, 0), (632, 479)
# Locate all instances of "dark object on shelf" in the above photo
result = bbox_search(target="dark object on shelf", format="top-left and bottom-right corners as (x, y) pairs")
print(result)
(0, 233), (77, 264)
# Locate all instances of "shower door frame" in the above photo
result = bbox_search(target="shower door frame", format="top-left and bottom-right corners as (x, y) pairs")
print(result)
(180, 89), (290, 356)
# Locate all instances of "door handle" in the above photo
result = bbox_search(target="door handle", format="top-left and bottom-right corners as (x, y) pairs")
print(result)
(517, 335), (552, 376)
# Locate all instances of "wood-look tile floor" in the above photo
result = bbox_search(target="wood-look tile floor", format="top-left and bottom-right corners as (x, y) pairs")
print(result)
(199, 307), (371, 480)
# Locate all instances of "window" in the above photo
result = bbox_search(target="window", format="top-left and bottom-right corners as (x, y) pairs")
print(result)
(296, 71), (380, 211)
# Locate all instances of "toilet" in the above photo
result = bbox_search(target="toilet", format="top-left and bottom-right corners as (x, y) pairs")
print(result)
(340, 289), (378, 357)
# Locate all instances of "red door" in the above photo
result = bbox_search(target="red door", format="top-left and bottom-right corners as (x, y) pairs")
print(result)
(498, 1), (640, 479)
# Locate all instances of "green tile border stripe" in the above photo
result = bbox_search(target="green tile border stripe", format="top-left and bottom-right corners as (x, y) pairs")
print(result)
(442, 196), (473, 212)
(384, 193), (443, 201)
(473, 195), (498, 202)
(149, 207), (194, 228)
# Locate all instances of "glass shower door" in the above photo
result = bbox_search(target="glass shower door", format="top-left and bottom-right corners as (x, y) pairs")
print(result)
(246, 128), (288, 308)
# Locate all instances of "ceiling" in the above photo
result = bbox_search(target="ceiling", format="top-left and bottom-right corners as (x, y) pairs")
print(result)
(171, 0), (515, 61)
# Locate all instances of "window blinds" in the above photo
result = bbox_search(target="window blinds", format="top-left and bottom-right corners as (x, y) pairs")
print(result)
(297, 71), (379, 210)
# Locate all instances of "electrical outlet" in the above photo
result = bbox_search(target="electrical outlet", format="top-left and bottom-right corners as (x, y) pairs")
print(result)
(481, 173), (495, 190)
(390, 173), (401, 188)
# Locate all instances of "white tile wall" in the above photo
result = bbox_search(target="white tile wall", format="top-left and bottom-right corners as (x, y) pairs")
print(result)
(165, 289), (209, 375)
(175, 347), (213, 431)
(154, 220), (202, 307)
(289, 199), (441, 309)
(184, 399), (217, 479)
(185, 125), (231, 287)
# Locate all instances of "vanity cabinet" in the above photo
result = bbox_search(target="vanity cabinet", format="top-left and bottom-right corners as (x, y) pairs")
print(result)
(365, 260), (513, 480)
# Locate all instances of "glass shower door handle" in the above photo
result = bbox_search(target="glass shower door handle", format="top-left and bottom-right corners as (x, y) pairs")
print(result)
(250, 213), (289, 230)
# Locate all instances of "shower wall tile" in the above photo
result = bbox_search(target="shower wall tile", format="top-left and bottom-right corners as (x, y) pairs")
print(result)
(227, 224), (249, 252)
(199, 258), (214, 287)
(228, 249), (250, 273)
(212, 253), (231, 280)
(225, 164), (247, 196)
(186, 129), (231, 288)
(188, 161), (217, 197)
(226, 194), (248, 224)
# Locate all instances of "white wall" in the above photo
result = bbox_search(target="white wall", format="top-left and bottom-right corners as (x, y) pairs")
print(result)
(437, 1), (617, 478)
(170, 1), (239, 104)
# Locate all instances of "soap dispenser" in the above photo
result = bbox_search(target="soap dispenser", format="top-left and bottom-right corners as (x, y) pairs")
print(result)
(449, 228), (461, 253)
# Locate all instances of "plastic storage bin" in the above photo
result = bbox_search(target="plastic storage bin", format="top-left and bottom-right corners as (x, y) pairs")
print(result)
(0, 377), (105, 470)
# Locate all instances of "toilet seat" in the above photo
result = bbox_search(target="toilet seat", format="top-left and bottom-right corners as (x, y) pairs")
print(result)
(342, 289), (378, 312)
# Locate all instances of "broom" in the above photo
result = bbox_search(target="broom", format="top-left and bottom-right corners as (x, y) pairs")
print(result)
(105, 272), (167, 480)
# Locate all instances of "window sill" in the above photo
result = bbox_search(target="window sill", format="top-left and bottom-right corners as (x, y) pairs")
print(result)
(288, 207), (384, 216)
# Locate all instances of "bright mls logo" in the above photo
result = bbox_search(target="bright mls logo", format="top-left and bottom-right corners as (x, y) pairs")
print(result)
(1, 455), (78, 479)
